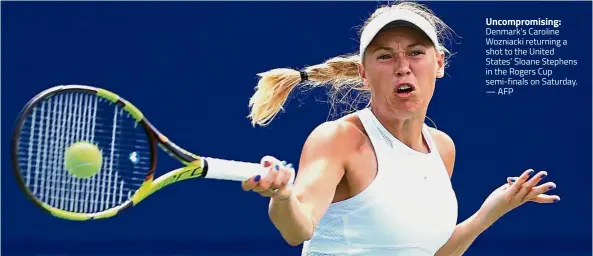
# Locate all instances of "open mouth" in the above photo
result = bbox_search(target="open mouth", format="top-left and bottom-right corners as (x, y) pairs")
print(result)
(395, 83), (416, 95)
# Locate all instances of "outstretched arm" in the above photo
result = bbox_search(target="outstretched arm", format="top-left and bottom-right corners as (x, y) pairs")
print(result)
(435, 169), (559, 256)
(429, 128), (560, 256)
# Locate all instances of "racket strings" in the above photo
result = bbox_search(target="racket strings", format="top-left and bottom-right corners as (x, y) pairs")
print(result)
(17, 92), (151, 214)
(21, 124), (148, 144)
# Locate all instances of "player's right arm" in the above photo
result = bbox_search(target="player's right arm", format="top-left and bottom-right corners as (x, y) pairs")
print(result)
(241, 120), (360, 246)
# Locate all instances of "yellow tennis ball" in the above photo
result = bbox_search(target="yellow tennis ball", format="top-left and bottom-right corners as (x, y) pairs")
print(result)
(64, 141), (103, 179)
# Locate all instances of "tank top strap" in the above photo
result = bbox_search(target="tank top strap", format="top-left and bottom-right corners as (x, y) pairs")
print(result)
(421, 124), (440, 157)
(356, 108), (393, 154)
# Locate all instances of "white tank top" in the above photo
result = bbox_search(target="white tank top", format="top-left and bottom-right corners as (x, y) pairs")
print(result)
(301, 108), (458, 256)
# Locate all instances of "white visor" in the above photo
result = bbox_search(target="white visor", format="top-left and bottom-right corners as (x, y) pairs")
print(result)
(359, 9), (439, 62)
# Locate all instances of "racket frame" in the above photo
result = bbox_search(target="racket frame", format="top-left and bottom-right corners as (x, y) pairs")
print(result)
(11, 85), (210, 221)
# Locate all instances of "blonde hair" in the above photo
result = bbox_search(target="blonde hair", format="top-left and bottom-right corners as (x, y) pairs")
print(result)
(248, 1), (456, 127)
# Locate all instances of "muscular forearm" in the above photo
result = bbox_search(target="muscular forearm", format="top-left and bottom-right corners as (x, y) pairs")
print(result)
(435, 211), (495, 256)
(268, 194), (315, 246)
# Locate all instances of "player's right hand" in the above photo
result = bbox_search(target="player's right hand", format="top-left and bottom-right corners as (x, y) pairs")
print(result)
(241, 155), (295, 200)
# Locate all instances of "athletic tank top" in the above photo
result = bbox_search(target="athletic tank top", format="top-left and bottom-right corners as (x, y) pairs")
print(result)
(301, 108), (458, 256)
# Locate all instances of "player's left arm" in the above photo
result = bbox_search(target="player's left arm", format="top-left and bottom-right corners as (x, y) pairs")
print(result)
(431, 128), (558, 256)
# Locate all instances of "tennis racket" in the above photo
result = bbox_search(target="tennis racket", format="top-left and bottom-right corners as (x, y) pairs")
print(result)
(11, 84), (292, 221)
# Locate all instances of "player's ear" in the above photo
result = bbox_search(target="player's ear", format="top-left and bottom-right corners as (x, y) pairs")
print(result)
(436, 51), (445, 79)
(358, 63), (370, 88)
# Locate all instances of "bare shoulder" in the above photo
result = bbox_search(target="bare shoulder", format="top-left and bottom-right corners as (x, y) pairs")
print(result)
(427, 127), (456, 177)
(294, 116), (366, 204)
(303, 117), (365, 154)
(427, 127), (455, 150)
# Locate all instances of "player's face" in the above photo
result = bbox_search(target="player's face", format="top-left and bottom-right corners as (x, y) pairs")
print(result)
(359, 26), (444, 119)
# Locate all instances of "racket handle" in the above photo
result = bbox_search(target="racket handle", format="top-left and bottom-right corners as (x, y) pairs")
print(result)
(203, 157), (295, 184)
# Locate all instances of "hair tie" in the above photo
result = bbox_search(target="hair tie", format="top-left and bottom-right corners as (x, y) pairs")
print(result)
(299, 70), (308, 82)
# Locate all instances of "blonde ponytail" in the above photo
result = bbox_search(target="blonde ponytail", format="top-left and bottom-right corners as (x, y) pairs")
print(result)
(248, 54), (364, 127)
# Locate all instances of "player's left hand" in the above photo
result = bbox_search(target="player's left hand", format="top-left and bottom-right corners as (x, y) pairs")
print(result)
(477, 169), (560, 225)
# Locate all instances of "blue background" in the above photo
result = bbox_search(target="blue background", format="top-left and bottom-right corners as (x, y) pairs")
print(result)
(2, 1), (592, 255)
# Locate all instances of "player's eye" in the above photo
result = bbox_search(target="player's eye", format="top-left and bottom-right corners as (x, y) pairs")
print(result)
(409, 49), (425, 56)
(378, 54), (392, 60)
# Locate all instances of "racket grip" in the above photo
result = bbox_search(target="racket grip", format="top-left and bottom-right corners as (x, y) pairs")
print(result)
(203, 157), (295, 184)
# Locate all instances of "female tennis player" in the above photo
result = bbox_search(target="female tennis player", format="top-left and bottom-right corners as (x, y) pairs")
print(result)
(241, 2), (560, 255)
